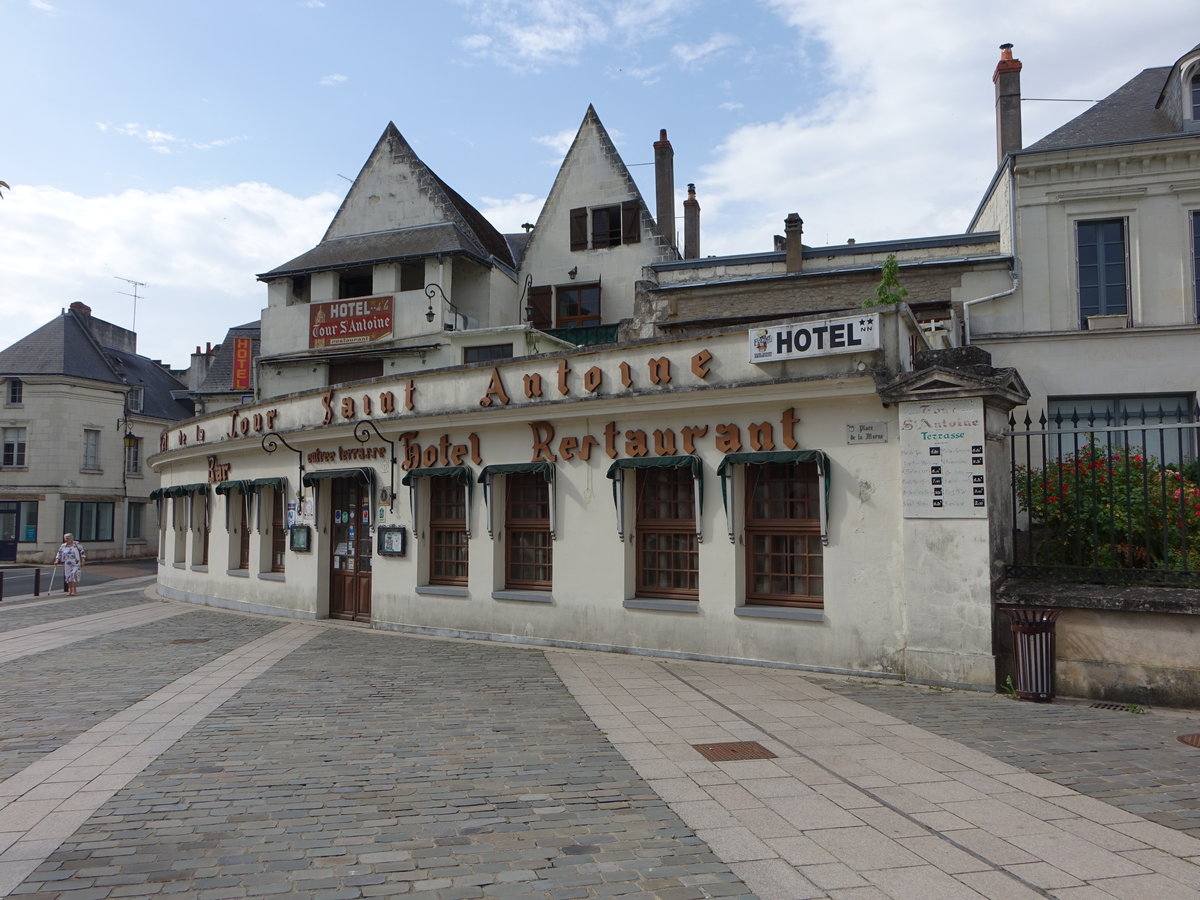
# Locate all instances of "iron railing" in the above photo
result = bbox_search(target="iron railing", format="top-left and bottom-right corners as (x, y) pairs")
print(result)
(1007, 402), (1200, 587)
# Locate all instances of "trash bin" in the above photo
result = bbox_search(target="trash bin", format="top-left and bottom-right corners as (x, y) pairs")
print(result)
(1003, 607), (1060, 702)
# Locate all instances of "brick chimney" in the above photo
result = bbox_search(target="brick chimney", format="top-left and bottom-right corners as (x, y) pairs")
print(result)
(784, 213), (804, 273)
(683, 184), (700, 260)
(653, 129), (676, 250)
(994, 42), (1023, 165)
(69, 301), (92, 320)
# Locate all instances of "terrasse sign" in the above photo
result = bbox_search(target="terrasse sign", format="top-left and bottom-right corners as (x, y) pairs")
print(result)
(749, 313), (879, 363)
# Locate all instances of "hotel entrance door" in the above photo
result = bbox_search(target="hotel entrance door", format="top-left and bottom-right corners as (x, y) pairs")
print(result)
(329, 477), (372, 622)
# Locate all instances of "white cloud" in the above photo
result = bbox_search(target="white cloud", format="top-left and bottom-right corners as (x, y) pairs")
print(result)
(534, 128), (577, 156)
(319, 73), (348, 86)
(28, 0), (54, 11)
(96, 122), (245, 155)
(696, 0), (1197, 255)
(0, 183), (340, 368)
(671, 32), (738, 68)
(460, 0), (690, 70)
(460, 33), (492, 52)
(304, 0), (325, 7)
(478, 193), (546, 232)
(718, 101), (743, 111)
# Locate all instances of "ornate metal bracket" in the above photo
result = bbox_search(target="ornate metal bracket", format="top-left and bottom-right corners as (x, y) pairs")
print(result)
(354, 420), (396, 511)
(261, 432), (304, 503)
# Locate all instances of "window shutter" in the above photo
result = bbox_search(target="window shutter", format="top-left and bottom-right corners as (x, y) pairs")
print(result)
(569, 207), (588, 251)
(528, 285), (552, 330)
(621, 200), (641, 245)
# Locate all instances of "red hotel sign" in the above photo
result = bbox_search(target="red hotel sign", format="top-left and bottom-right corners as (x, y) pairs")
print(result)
(309, 296), (394, 349)
(231, 337), (252, 390)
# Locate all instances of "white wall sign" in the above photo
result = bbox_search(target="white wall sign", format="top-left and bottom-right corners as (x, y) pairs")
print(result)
(899, 397), (987, 518)
(846, 422), (888, 444)
(749, 313), (880, 363)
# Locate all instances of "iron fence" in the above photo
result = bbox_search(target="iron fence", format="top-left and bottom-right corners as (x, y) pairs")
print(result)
(1007, 402), (1200, 587)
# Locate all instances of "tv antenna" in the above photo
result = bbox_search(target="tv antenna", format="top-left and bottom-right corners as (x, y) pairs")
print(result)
(114, 276), (147, 332)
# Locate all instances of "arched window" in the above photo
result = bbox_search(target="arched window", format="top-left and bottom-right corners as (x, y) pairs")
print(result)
(1192, 72), (1200, 122)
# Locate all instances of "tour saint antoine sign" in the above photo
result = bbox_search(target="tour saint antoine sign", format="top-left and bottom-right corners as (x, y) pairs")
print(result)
(309, 297), (393, 349)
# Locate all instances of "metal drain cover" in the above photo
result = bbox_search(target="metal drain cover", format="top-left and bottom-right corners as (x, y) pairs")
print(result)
(692, 741), (776, 762)
(1178, 734), (1200, 748)
(1090, 702), (1145, 711)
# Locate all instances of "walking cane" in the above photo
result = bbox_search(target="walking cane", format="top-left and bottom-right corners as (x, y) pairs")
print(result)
(48, 564), (58, 594)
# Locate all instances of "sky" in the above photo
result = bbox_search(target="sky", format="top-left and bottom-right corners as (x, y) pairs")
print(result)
(1, 0), (1196, 369)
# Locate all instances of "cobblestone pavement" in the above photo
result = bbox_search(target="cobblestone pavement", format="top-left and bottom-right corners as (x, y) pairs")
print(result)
(815, 677), (1200, 839)
(1, 582), (1199, 899)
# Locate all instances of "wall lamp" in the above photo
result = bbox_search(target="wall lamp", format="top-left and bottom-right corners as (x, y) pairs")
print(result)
(424, 282), (464, 331)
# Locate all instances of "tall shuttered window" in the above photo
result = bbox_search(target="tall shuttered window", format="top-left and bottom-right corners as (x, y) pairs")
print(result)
(429, 476), (468, 585)
(744, 462), (824, 609)
(270, 489), (286, 573)
(1077, 219), (1128, 327)
(635, 467), (698, 601)
(505, 473), (552, 590)
(1193, 211), (1200, 321)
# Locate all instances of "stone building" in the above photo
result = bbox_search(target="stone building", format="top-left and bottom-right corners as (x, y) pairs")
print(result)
(0, 302), (193, 563)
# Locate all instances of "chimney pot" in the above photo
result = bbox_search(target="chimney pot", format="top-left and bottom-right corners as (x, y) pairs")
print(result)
(653, 128), (676, 252)
(69, 301), (92, 317)
(993, 41), (1023, 164)
(784, 214), (804, 273)
(683, 184), (700, 260)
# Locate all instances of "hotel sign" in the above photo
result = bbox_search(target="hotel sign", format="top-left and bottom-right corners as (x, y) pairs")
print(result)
(749, 313), (879, 363)
(231, 337), (252, 390)
(309, 296), (394, 349)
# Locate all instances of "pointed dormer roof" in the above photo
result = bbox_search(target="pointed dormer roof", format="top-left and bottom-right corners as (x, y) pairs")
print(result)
(519, 105), (674, 266)
(260, 122), (513, 279)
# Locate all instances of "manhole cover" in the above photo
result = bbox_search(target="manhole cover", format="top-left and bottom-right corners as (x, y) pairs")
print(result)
(1090, 702), (1146, 711)
(169, 638), (211, 644)
(1178, 734), (1200, 748)
(692, 741), (776, 762)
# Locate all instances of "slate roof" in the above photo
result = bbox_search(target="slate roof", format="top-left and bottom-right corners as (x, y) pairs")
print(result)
(197, 321), (261, 395)
(0, 309), (192, 421)
(259, 224), (489, 279)
(1024, 67), (1177, 152)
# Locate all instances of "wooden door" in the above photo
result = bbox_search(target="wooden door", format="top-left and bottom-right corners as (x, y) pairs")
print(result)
(329, 478), (372, 622)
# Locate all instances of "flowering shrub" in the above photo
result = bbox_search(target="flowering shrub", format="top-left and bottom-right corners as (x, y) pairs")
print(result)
(1015, 441), (1200, 569)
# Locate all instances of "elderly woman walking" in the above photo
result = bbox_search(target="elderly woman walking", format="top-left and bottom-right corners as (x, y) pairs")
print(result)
(54, 533), (86, 595)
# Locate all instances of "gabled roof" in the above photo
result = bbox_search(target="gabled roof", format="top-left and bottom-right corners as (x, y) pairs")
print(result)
(0, 310), (122, 383)
(197, 321), (261, 395)
(518, 105), (673, 267)
(262, 122), (512, 281)
(1024, 67), (1176, 152)
(0, 309), (192, 421)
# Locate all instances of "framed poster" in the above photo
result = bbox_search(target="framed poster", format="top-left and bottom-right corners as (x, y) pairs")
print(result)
(289, 525), (312, 552)
(377, 525), (407, 557)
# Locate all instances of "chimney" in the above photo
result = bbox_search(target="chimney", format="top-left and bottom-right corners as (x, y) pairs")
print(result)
(993, 42), (1023, 164)
(653, 129), (676, 249)
(69, 300), (92, 320)
(683, 184), (700, 260)
(784, 213), (804, 272)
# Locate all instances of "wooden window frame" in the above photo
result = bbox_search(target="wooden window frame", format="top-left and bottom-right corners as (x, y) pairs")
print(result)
(7, 378), (23, 406)
(634, 467), (698, 601)
(591, 205), (622, 249)
(504, 473), (552, 590)
(237, 490), (251, 570)
(555, 284), (601, 328)
(82, 428), (101, 471)
(270, 489), (286, 573)
(744, 462), (823, 609)
(429, 475), (468, 586)
(464, 344), (514, 365)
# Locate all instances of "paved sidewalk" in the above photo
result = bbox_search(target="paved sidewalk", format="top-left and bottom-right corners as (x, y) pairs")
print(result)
(0, 584), (1199, 898)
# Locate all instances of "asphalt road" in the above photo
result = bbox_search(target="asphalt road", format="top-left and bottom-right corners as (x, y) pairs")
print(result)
(0, 558), (157, 601)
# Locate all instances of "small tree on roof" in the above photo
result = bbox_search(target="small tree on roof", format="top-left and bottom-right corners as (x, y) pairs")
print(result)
(865, 254), (908, 307)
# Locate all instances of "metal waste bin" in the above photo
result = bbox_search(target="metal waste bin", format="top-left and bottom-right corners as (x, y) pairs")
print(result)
(1003, 607), (1060, 702)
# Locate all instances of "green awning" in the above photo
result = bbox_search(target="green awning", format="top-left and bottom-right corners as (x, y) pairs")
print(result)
(604, 456), (704, 542)
(251, 476), (287, 492)
(302, 468), (375, 487)
(716, 450), (831, 545)
(402, 466), (473, 488)
(477, 462), (554, 483)
(213, 479), (254, 496)
(149, 488), (164, 499)
(163, 483), (209, 497)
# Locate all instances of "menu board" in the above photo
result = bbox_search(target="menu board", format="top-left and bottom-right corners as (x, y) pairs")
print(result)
(899, 397), (987, 519)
